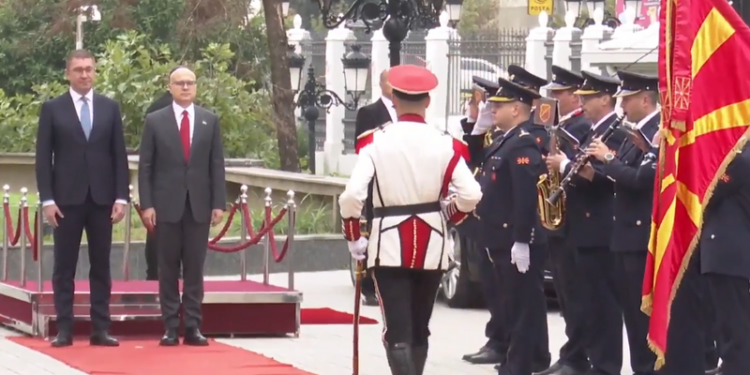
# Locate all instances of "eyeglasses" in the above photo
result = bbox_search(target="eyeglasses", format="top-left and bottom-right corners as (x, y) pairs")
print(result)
(71, 67), (95, 75)
(171, 80), (196, 88)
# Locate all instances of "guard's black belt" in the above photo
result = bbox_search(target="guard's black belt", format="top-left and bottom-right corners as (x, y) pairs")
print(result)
(372, 202), (442, 218)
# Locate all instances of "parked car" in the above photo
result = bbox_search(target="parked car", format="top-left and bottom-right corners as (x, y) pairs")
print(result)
(457, 57), (507, 94)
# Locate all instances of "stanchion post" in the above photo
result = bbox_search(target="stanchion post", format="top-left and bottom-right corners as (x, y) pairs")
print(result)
(19, 188), (27, 288)
(286, 190), (296, 291)
(239, 185), (248, 281)
(122, 185), (133, 281)
(2, 185), (9, 282)
(36, 193), (43, 292)
(263, 187), (272, 286)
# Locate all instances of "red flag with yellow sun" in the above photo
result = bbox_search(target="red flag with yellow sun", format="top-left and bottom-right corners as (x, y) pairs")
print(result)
(642, 0), (750, 368)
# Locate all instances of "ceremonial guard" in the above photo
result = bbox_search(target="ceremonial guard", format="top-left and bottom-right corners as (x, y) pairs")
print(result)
(545, 71), (626, 375)
(661, 146), (750, 375)
(460, 78), (549, 375)
(585, 71), (660, 375)
(339, 65), (482, 375)
(353, 69), (396, 306)
(534, 65), (592, 375)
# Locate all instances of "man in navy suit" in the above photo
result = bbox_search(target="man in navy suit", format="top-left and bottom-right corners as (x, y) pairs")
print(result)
(35, 49), (129, 348)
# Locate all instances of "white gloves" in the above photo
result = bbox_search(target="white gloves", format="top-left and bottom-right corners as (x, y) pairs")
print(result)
(510, 242), (530, 273)
(471, 102), (494, 135)
(348, 237), (368, 260)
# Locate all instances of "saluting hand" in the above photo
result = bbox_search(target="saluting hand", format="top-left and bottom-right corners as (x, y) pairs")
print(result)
(586, 138), (610, 162)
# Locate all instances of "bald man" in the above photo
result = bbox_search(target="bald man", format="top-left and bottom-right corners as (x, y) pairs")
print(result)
(138, 67), (227, 346)
(353, 69), (396, 306)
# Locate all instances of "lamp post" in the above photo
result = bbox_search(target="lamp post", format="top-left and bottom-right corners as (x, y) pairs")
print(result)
(75, 5), (101, 50)
(288, 45), (371, 174)
(445, 0), (462, 27)
(309, 0), (462, 67)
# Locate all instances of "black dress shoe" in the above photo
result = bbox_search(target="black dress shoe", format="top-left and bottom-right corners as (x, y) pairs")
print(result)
(183, 328), (209, 346)
(159, 328), (179, 346)
(51, 331), (73, 348)
(361, 294), (379, 306)
(90, 331), (119, 347)
(464, 347), (503, 364)
(462, 345), (489, 361)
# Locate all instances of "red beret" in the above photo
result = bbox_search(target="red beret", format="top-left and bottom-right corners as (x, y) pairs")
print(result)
(388, 65), (438, 95)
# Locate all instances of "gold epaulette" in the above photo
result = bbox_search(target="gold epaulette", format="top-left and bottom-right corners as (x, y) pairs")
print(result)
(356, 128), (377, 140)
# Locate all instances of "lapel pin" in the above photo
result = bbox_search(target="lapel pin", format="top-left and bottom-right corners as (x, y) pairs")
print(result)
(202, 120), (207, 125)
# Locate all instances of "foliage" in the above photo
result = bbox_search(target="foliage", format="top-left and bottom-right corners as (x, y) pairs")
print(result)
(457, 0), (500, 38)
(0, 32), (277, 163)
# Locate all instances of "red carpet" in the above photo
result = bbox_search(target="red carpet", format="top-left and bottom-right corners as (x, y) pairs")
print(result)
(300, 308), (378, 325)
(10, 336), (317, 375)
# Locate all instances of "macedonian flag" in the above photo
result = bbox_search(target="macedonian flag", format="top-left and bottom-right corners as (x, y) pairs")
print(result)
(642, 0), (750, 368)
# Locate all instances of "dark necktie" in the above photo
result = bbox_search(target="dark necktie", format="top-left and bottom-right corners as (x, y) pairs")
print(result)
(180, 110), (190, 161)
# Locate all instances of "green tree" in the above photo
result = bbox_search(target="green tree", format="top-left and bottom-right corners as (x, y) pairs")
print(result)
(457, 0), (500, 38)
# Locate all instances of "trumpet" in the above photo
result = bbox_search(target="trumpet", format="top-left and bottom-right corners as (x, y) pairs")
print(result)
(547, 114), (626, 205)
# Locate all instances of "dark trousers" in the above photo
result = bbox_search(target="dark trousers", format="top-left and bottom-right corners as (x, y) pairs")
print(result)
(157, 202), (210, 329)
(494, 244), (549, 375)
(145, 231), (159, 280)
(371, 267), (443, 346)
(548, 236), (589, 371)
(662, 251), (750, 375)
(52, 194), (113, 332)
(577, 246), (623, 375)
(613, 252), (656, 374)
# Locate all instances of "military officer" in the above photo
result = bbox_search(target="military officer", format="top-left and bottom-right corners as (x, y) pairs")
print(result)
(534, 66), (592, 375)
(460, 78), (549, 375)
(661, 150), (750, 375)
(461, 76), (501, 169)
(586, 71), (660, 375)
(339, 65), (483, 375)
(545, 71), (627, 375)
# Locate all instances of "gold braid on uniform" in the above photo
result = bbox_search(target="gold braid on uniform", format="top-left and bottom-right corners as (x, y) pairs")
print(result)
(483, 129), (493, 147)
(342, 217), (361, 241)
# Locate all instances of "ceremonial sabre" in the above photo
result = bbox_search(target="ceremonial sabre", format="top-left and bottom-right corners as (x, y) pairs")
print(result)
(353, 260), (365, 375)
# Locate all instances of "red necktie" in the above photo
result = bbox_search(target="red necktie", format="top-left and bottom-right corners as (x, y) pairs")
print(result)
(180, 110), (190, 161)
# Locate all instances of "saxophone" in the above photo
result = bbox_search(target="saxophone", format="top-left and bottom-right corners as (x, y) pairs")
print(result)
(537, 108), (583, 230)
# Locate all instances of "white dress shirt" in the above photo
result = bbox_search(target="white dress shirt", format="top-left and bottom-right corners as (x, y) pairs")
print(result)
(380, 96), (398, 123)
(558, 111), (618, 174)
(173, 102), (195, 144)
(44, 89), (127, 207)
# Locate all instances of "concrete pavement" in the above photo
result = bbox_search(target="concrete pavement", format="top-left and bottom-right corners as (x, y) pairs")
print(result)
(0, 270), (636, 374)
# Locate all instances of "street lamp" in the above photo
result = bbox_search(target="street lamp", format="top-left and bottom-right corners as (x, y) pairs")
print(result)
(625, 0), (642, 21)
(279, 0), (291, 16)
(310, 0), (461, 67)
(75, 5), (101, 50)
(445, 0), (462, 27)
(288, 45), (371, 173)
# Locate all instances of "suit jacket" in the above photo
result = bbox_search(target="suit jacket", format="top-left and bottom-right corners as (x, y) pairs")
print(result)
(604, 115), (660, 252)
(137, 105), (227, 224)
(563, 113), (627, 248)
(35, 91), (129, 206)
(354, 99), (392, 139)
(146, 91), (173, 115)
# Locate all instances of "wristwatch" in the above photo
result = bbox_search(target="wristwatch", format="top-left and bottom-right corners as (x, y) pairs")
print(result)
(604, 152), (615, 163)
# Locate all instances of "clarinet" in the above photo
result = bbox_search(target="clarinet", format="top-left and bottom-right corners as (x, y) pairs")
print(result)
(546, 114), (626, 205)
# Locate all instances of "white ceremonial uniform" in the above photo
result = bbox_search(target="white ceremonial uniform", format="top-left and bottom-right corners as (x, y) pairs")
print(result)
(340, 119), (482, 270)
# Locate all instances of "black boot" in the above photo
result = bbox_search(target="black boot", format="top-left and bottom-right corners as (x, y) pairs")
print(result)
(413, 345), (428, 375)
(385, 342), (417, 375)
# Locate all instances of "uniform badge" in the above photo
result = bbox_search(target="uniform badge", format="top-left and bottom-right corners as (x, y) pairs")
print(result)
(536, 137), (542, 144)
(516, 157), (530, 165)
(720, 173), (731, 183)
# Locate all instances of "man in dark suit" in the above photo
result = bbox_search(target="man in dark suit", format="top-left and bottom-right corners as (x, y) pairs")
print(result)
(353, 69), (395, 306)
(545, 71), (627, 375)
(35, 49), (129, 348)
(142, 90), (173, 281)
(138, 66), (227, 346)
(586, 71), (661, 375)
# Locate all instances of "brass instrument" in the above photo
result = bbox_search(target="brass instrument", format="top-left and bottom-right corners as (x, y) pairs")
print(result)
(537, 107), (583, 230)
(547, 114), (626, 205)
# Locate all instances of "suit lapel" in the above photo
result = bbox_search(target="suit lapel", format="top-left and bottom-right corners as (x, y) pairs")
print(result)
(89, 94), (104, 142)
(484, 126), (518, 161)
(63, 92), (88, 142)
(190, 107), (209, 163)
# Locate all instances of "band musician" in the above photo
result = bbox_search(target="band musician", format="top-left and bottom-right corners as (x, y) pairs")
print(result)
(339, 65), (482, 374)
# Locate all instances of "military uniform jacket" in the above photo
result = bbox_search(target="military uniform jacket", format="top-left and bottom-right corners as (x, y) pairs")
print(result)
(700, 145), (750, 280)
(603, 115), (659, 252)
(340, 118), (482, 270)
(563, 113), (627, 248)
(546, 111), (591, 239)
(523, 109), (549, 154)
(461, 124), (547, 250)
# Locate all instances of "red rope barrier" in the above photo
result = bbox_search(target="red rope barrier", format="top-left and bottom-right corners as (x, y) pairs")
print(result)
(21, 206), (38, 261)
(207, 205), (287, 253)
(263, 205), (294, 263)
(3, 203), (22, 246)
(209, 203), (239, 245)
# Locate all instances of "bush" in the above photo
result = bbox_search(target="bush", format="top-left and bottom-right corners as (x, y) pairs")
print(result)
(0, 31), (277, 163)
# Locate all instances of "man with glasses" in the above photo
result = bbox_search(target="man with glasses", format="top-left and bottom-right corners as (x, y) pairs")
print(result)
(138, 66), (227, 346)
(36, 49), (130, 348)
